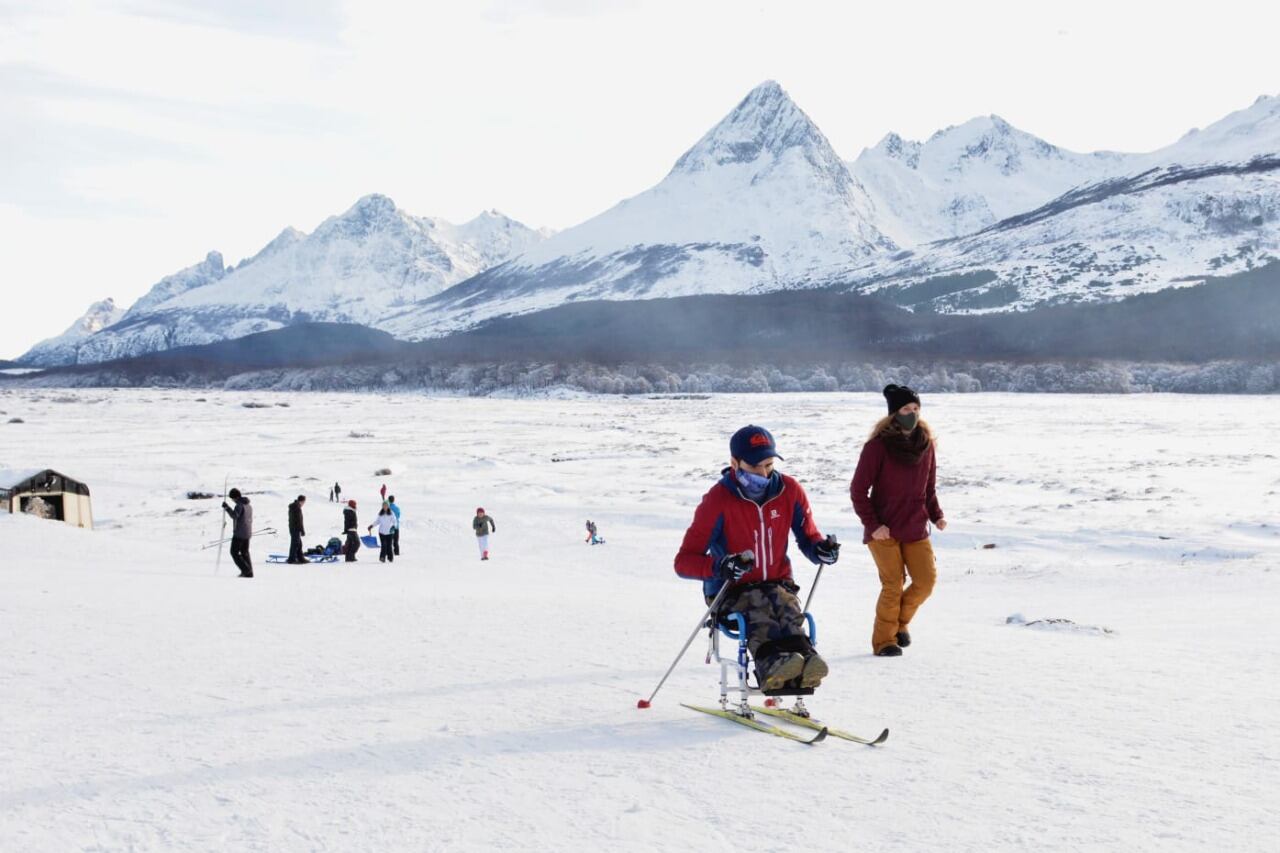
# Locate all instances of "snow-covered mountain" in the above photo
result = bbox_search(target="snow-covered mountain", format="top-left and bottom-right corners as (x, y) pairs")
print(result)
(382, 80), (896, 339)
(838, 96), (1280, 312)
(852, 95), (1280, 249)
(391, 88), (1280, 339)
(1155, 94), (1280, 166)
(22, 196), (546, 366)
(18, 297), (127, 367)
(22, 86), (1280, 366)
(118, 251), (229, 322)
(850, 117), (1136, 246)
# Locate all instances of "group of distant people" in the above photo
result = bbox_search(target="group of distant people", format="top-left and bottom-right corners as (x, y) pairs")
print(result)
(220, 484), (516, 575)
(336, 487), (400, 563)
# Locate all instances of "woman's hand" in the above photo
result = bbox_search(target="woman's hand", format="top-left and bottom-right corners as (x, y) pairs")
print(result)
(871, 525), (891, 540)
(936, 519), (948, 531)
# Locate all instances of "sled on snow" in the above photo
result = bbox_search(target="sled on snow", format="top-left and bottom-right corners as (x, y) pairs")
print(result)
(266, 541), (342, 564)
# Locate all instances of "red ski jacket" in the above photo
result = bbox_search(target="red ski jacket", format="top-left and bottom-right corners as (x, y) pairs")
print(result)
(675, 469), (825, 596)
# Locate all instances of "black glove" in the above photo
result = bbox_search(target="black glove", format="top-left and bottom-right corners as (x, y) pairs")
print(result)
(222, 502), (230, 512)
(716, 550), (755, 581)
(813, 534), (840, 565)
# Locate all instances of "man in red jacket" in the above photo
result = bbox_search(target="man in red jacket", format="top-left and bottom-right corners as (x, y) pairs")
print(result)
(675, 425), (840, 690)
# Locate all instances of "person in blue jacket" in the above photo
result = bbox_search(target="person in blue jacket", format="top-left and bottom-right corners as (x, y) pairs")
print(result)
(388, 495), (401, 556)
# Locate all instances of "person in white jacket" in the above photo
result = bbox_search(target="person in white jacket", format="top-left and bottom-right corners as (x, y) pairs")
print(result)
(368, 502), (398, 563)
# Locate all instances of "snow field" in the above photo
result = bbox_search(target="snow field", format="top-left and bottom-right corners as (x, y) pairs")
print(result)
(1, 389), (1278, 852)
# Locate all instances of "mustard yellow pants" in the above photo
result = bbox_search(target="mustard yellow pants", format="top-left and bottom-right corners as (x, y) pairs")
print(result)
(867, 537), (937, 653)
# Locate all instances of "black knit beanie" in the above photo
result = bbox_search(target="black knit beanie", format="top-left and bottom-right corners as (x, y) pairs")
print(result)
(883, 384), (921, 413)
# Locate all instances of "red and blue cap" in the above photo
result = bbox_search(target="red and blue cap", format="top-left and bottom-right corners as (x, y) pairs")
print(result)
(730, 425), (783, 465)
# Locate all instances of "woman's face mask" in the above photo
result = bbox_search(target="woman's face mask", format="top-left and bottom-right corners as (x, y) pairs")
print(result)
(895, 412), (919, 431)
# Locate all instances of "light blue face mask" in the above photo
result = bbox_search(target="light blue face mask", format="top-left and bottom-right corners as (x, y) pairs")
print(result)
(735, 468), (770, 498)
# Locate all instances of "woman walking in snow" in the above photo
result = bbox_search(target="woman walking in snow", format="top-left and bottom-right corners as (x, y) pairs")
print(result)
(368, 502), (397, 563)
(850, 384), (946, 657)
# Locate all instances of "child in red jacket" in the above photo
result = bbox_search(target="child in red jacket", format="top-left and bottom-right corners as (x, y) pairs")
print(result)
(675, 425), (840, 690)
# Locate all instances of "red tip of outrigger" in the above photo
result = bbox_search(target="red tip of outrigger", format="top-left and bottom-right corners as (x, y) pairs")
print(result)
(636, 699), (651, 709)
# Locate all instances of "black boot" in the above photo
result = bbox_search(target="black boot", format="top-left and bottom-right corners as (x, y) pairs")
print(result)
(875, 644), (903, 657)
(896, 630), (911, 648)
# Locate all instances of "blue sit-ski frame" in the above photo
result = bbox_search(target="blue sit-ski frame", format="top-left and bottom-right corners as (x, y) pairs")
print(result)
(708, 610), (817, 717)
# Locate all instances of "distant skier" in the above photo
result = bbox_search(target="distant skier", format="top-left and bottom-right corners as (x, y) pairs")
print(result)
(388, 495), (401, 556)
(473, 507), (496, 561)
(368, 502), (397, 563)
(329, 485), (335, 502)
(585, 519), (602, 545)
(674, 426), (839, 690)
(222, 488), (254, 578)
(343, 499), (360, 562)
(380, 483), (387, 501)
(334, 482), (342, 503)
(287, 495), (307, 564)
(852, 384), (946, 657)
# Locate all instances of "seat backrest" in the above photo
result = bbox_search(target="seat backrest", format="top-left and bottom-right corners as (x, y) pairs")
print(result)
(716, 612), (748, 641)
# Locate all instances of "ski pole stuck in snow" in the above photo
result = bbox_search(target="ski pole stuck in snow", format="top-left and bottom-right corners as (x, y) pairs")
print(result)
(637, 578), (736, 709)
(214, 474), (229, 575)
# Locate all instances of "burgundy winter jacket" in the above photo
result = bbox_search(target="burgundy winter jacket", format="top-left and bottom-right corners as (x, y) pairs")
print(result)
(675, 469), (825, 597)
(850, 438), (943, 544)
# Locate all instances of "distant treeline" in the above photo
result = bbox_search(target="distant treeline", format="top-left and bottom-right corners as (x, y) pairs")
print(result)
(6, 263), (1278, 393)
(17, 358), (1279, 394)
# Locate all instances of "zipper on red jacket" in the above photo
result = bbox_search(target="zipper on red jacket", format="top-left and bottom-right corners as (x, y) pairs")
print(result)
(731, 480), (787, 582)
(753, 529), (761, 578)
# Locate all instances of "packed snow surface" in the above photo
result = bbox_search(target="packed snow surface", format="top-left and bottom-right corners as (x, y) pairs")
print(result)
(1, 390), (1277, 851)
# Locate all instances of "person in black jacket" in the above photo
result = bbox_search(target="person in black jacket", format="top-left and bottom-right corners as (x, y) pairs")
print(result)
(343, 499), (360, 562)
(222, 488), (254, 578)
(287, 495), (307, 563)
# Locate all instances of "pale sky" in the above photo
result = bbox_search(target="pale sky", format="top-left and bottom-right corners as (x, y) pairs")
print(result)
(3, 0), (1278, 357)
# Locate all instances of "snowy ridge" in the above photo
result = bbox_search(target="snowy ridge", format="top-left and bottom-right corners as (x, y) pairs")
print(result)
(840, 156), (1280, 312)
(850, 117), (1135, 246)
(119, 252), (228, 321)
(382, 81), (896, 339)
(1158, 93), (1280, 165)
(23, 196), (546, 366)
(17, 297), (126, 367)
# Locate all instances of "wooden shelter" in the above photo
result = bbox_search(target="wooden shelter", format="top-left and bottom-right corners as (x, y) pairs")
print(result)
(0, 469), (94, 529)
